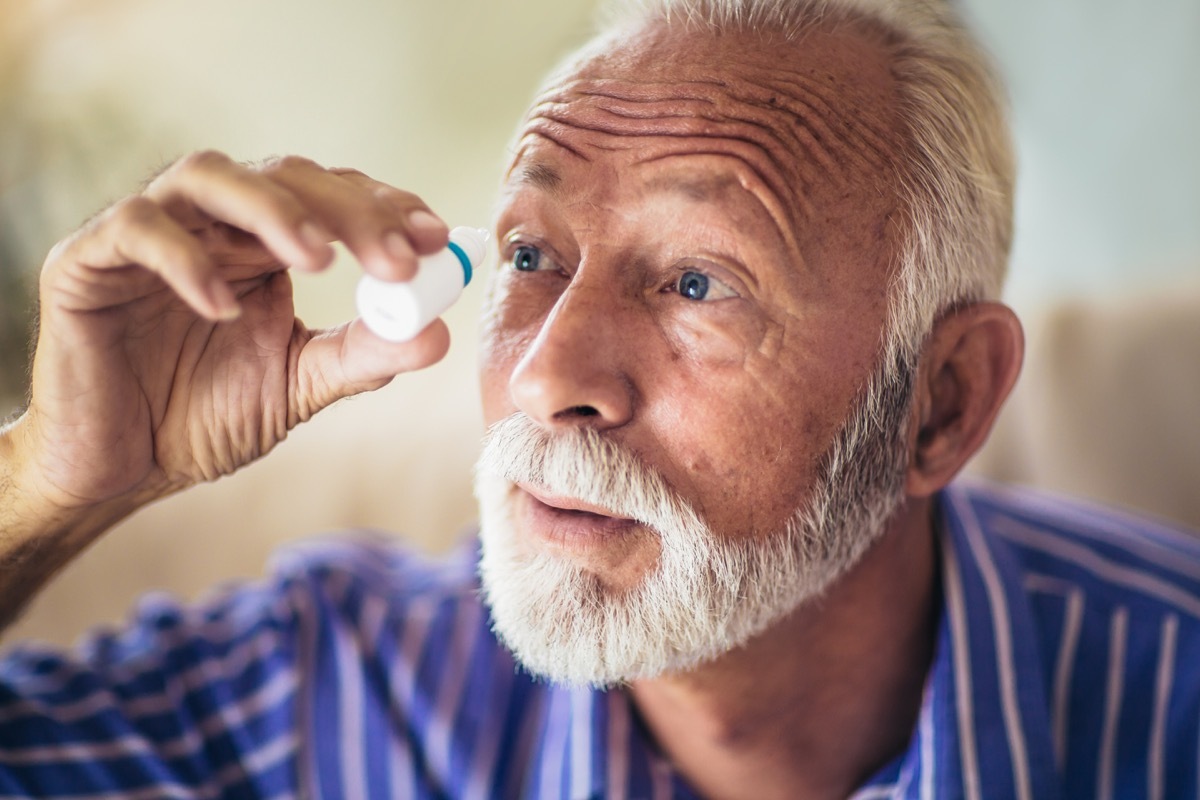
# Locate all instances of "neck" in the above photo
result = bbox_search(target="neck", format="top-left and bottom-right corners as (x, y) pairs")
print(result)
(629, 496), (939, 800)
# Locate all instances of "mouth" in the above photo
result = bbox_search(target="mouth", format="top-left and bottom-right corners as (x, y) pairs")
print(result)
(518, 483), (630, 519)
(514, 482), (641, 548)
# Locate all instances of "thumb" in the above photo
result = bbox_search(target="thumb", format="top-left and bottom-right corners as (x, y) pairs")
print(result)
(292, 318), (451, 423)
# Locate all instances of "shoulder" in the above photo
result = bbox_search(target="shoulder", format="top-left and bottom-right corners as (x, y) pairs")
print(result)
(268, 528), (493, 633)
(942, 481), (1200, 791)
(0, 533), (486, 700)
(942, 478), (1200, 619)
(940, 479), (1200, 695)
(266, 531), (490, 652)
(269, 531), (482, 604)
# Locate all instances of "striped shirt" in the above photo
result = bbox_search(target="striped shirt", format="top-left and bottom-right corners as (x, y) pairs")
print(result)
(1, 479), (1198, 798)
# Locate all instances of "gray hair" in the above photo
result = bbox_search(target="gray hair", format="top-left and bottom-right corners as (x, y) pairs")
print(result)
(596, 0), (1016, 373)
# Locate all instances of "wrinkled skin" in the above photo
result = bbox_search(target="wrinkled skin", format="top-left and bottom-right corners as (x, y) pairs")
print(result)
(481, 23), (903, 588)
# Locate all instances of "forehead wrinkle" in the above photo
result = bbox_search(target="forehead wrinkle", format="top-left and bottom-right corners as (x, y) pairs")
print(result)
(761, 72), (896, 174)
(528, 71), (896, 208)
(525, 86), (814, 216)
(568, 79), (854, 184)
(523, 105), (812, 232)
(566, 91), (841, 190)
(577, 70), (896, 188)
(638, 150), (807, 255)
(510, 124), (593, 168)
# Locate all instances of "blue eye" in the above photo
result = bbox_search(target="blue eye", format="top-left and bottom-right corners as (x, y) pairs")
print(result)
(512, 245), (542, 272)
(678, 271), (710, 300)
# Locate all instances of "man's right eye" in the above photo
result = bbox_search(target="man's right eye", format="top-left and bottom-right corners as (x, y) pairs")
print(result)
(511, 245), (544, 272)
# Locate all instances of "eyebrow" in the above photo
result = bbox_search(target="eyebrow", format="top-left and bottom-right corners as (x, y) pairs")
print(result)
(512, 161), (764, 230)
(513, 162), (562, 193)
(645, 172), (740, 202)
(514, 159), (741, 205)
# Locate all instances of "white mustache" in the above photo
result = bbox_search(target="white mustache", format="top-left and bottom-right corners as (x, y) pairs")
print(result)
(475, 413), (710, 541)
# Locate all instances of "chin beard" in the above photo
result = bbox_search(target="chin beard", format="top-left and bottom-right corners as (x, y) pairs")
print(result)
(474, 355), (914, 688)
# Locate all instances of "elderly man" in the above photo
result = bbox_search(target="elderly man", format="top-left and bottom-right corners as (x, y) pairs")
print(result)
(1, 0), (1197, 797)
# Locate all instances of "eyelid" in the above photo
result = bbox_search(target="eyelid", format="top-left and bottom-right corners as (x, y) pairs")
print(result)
(671, 261), (742, 301)
(501, 234), (562, 274)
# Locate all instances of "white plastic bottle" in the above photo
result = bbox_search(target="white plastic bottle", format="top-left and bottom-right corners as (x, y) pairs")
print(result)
(355, 226), (489, 342)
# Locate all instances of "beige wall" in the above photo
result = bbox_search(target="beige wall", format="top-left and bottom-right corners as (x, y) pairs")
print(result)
(3, 0), (598, 645)
(3, 1), (1198, 647)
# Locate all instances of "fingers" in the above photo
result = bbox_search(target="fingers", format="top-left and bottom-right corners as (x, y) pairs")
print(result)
(46, 196), (239, 321)
(44, 149), (451, 323)
(294, 318), (452, 421)
(145, 151), (335, 273)
(266, 160), (450, 281)
(147, 152), (450, 282)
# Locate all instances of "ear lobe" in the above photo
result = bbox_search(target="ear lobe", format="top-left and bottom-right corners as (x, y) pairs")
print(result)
(906, 302), (1024, 498)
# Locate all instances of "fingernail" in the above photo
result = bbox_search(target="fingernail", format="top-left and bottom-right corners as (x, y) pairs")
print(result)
(385, 230), (415, 263)
(407, 209), (447, 237)
(299, 221), (332, 251)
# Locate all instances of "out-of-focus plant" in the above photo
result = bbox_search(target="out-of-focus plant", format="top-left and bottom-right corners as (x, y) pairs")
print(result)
(0, 0), (46, 415)
(0, 0), (162, 417)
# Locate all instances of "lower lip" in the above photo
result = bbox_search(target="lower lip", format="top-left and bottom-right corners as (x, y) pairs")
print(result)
(516, 487), (641, 552)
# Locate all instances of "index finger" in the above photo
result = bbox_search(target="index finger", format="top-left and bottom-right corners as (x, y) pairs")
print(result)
(144, 151), (335, 273)
(263, 160), (449, 281)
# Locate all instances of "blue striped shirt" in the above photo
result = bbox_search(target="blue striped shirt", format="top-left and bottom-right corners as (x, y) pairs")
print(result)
(1, 479), (1198, 798)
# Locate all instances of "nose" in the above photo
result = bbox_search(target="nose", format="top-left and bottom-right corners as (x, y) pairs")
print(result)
(508, 283), (635, 431)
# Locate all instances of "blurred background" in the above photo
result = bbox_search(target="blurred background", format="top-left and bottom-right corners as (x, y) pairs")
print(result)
(0, 0), (1197, 645)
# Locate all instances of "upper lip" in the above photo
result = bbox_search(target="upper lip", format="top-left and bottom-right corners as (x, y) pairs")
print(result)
(517, 483), (631, 520)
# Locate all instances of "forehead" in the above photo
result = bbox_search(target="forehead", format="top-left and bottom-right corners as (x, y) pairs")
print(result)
(504, 21), (903, 235)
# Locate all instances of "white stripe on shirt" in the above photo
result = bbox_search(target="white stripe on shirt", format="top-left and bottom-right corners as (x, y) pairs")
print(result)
(954, 494), (1033, 800)
(1149, 614), (1178, 800)
(428, 597), (484, 785)
(569, 686), (593, 798)
(388, 595), (437, 798)
(1097, 607), (1129, 800)
(942, 516), (982, 800)
(322, 569), (367, 800)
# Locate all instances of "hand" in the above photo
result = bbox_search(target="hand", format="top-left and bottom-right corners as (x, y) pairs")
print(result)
(15, 151), (453, 513)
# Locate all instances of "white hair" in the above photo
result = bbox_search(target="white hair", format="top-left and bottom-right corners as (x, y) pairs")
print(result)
(596, 0), (1015, 373)
(474, 353), (913, 686)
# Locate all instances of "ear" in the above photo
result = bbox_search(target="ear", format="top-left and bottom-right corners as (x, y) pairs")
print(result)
(906, 302), (1024, 498)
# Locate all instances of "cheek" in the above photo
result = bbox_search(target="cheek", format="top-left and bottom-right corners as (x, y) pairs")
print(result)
(657, 302), (770, 368)
(640, 353), (827, 538)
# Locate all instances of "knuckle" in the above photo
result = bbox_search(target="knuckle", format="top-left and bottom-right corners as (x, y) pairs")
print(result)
(261, 154), (320, 176)
(371, 185), (416, 206)
(367, 186), (424, 223)
(106, 195), (160, 231)
(329, 166), (369, 181)
(173, 148), (233, 176)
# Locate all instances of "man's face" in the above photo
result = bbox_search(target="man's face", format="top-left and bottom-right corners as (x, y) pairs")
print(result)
(475, 22), (909, 682)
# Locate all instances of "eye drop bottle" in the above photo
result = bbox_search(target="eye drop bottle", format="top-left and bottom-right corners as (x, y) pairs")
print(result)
(355, 226), (489, 342)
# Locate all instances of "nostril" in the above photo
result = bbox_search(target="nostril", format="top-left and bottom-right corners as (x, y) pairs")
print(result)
(556, 405), (600, 420)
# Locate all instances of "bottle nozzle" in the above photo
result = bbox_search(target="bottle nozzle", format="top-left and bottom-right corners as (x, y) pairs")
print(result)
(449, 226), (490, 282)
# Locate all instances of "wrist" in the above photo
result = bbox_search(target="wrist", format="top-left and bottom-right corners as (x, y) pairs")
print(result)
(0, 413), (141, 550)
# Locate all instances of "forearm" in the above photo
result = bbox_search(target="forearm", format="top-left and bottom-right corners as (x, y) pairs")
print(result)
(0, 414), (142, 633)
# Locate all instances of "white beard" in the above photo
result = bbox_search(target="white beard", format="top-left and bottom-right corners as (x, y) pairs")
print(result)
(474, 358), (913, 687)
